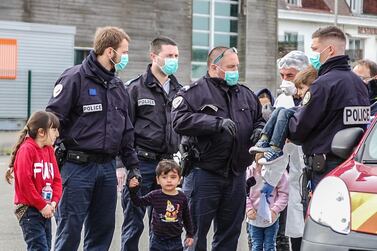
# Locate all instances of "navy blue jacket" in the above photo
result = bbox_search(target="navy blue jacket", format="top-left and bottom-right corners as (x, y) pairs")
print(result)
(172, 74), (264, 177)
(289, 55), (369, 155)
(126, 65), (182, 154)
(46, 51), (139, 169)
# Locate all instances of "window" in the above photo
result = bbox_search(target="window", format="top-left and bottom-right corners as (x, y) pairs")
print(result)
(0, 38), (17, 79)
(346, 0), (363, 14)
(192, 0), (239, 79)
(74, 47), (91, 65)
(346, 38), (364, 62)
(287, 0), (301, 6)
(278, 32), (304, 58)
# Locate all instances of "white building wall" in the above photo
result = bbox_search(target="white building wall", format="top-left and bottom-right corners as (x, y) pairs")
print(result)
(278, 10), (377, 62)
(0, 21), (75, 130)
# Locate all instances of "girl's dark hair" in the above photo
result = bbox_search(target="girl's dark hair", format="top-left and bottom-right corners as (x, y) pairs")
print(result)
(156, 159), (181, 177)
(5, 111), (59, 184)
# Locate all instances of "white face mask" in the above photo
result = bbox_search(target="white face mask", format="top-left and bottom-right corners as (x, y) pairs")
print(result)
(280, 80), (297, 96)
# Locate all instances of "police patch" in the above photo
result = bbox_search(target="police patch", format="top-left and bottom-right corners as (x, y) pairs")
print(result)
(172, 96), (183, 109)
(83, 103), (103, 113)
(53, 84), (63, 98)
(302, 91), (311, 105)
(343, 106), (370, 125)
(138, 99), (155, 106)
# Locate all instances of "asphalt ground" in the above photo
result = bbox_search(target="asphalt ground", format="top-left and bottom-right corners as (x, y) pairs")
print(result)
(0, 154), (249, 251)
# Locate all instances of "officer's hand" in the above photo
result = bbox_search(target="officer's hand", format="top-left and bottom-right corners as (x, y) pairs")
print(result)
(280, 80), (297, 96)
(127, 167), (142, 184)
(261, 182), (274, 201)
(250, 128), (263, 146)
(220, 118), (237, 137)
(116, 167), (127, 192)
(128, 177), (139, 188)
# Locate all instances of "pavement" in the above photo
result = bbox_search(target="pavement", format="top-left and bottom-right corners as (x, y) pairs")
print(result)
(0, 132), (250, 251)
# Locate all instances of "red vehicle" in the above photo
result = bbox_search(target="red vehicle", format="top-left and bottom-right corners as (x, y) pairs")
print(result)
(301, 117), (377, 251)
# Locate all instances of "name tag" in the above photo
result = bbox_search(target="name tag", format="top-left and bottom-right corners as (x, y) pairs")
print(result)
(83, 104), (103, 113)
(138, 99), (155, 106)
(343, 106), (370, 125)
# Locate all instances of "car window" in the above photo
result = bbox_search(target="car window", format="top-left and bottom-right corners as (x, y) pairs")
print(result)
(362, 122), (377, 162)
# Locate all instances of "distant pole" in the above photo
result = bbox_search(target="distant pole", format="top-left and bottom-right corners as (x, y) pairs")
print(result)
(334, 0), (338, 26)
(27, 70), (32, 119)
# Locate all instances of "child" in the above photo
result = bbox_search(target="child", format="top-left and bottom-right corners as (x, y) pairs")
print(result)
(249, 66), (318, 164)
(128, 159), (194, 251)
(5, 111), (62, 251)
(246, 162), (289, 251)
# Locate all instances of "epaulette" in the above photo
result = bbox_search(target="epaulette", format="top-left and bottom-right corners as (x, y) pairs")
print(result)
(180, 81), (199, 92)
(124, 75), (142, 87)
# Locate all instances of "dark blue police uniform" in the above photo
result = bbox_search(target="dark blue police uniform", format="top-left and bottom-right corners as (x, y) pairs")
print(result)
(121, 64), (182, 251)
(171, 73), (264, 251)
(289, 55), (369, 188)
(46, 51), (139, 251)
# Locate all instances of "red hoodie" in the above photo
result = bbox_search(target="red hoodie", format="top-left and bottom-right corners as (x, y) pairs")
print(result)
(14, 137), (62, 211)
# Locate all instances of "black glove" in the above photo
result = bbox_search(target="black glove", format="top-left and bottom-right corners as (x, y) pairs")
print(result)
(127, 167), (142, 193)
(250, 128), (263, 146)
(220, 118), (237, 137)
(246, 176), (256, 196)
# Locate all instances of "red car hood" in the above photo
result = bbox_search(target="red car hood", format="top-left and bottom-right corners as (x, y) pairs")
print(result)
(329, 159), (377, 234)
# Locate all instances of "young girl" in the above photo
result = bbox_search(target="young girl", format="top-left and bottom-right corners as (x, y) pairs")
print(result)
(246, 161), (288, 251)
(5, 111), (62, 251)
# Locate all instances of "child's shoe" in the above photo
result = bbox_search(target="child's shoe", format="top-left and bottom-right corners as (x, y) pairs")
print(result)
(249, 140), (270, 153)
(258, 149), (284, 165)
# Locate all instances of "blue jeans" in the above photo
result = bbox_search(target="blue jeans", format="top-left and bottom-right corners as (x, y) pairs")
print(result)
(54, 160), (117, 251)
(121, 160), (159, 251)
(248, 219), (279, 251)
(20, 207), (52, 251)
(262, 107), (295, 150)
(150, 234), (183, 251)
(183, 168), (246, 251)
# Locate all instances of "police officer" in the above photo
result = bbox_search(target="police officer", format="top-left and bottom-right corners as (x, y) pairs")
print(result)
(289, 26), (370, 190)
(172, 46), (264, 251)
(46, 26), (141, 251)
(353, 59), (377, 115)
(120, 36), (181, 251)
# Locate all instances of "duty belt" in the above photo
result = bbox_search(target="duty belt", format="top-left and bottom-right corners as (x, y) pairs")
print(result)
(66, 150), (114, 164)
(136, 147), (173, 161)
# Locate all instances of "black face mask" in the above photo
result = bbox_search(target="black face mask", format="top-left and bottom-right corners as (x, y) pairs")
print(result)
(368, 79), (377, 103)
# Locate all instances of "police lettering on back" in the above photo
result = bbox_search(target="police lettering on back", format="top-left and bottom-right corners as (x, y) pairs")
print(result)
(343, 106), (370, 125)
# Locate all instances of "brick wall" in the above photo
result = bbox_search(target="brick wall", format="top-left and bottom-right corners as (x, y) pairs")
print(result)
(363, 0), (377, 15)
(302, 0), (330, 11)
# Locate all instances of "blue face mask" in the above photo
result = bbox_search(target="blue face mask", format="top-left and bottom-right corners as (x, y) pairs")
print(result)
(224, 70), (239, 86)
(160, 57), (179, 76)
(111, 49), (129, 72)
(309, 51), (321, 71)
(309, 46), (330, 71)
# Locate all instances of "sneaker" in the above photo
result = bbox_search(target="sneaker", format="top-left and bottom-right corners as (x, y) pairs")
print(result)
(249, 140), (270, 153)
(258, 149), (284, 165)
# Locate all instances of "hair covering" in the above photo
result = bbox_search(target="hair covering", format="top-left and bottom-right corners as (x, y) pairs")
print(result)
(277, 50), (309, 71)
(256, 88), (275, 105)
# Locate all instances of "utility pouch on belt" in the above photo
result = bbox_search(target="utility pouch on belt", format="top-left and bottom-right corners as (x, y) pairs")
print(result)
(312, 154), (326, 173)
(179, 136), (199, 177)
(67, 150), (89, 164)
(55, 142), (67, 170)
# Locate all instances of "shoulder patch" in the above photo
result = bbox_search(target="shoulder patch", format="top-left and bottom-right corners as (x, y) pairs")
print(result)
(125, 75), (141, 87)
(53, 84), (63, 98)
(172, 96), (183, 109)
(302, 91), (311, 105)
